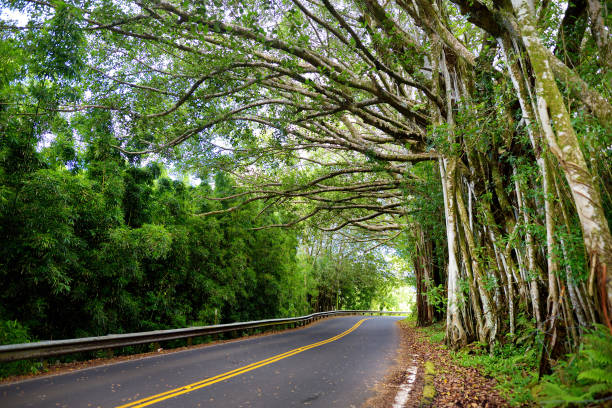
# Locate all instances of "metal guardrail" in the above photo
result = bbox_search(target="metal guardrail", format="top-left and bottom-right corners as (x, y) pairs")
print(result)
(0, 310), (408, 363)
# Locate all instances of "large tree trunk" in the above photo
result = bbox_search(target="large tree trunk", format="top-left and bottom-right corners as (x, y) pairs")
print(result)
(456, 182), (497, 343)
(511, 0), (612, 328)
(441, 158), (468, 348)
(414, 226), (435, 326)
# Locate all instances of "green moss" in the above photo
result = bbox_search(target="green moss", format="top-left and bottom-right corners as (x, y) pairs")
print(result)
(422, 384), (436, 399)
(425, 361), (436, 375)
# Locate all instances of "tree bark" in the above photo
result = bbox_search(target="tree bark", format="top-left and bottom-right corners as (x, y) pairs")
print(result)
(511, 0), (612, 327)
(441, 158), (468, 348)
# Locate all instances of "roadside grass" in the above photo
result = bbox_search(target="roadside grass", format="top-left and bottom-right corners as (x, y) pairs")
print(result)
(403, 318), (445, 345)
(418, 321), (446, 345)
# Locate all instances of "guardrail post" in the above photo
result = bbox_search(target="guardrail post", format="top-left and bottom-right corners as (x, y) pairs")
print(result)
(187, 337), (193, 347)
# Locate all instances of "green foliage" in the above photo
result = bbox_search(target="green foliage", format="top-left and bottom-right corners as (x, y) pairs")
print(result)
(4, 0), (606, 397)
(0, 34), (401, 368)
(553, 224), (588, 283)
(431, 324), (612, 407)
(296, 240), (398, 313)
(0, 320), (42, 377)
(109, 224), (173, 260)
(424, 282), (447, 314)
(0, 320), (31, 345)
(0, 146), (321, 354)
(536, 325), (612, 407)
(416, 314), (540, 406)
(28, 4), (85, 83)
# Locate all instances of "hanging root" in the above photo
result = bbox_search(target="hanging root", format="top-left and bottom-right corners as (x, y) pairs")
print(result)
(600, 263), (612, 335)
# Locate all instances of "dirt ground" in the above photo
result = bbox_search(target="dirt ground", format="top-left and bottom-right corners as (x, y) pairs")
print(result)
(365, 320), (509, 408)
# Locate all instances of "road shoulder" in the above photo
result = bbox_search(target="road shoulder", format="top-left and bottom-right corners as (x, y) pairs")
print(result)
(364, 319), (509, 408)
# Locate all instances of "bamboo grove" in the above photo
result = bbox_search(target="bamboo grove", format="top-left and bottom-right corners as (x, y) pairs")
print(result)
(1, 0), (611, 370)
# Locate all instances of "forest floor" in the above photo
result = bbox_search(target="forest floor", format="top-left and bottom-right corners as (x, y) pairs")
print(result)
(366, 319), (510, 408)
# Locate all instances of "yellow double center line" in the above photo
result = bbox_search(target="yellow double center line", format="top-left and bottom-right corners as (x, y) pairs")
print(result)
(115, 318), (371, 408)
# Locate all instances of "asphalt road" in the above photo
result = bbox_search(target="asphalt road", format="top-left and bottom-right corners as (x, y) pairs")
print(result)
(0, 316), (403, 408)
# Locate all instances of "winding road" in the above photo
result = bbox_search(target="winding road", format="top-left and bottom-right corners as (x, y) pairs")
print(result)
(0, 316), (403, 408)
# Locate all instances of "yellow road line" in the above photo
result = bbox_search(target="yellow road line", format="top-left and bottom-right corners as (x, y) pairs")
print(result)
(115, 318), (371, 408)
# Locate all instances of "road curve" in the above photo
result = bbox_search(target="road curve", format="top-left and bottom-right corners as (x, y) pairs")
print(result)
(1, 316), (403, 408)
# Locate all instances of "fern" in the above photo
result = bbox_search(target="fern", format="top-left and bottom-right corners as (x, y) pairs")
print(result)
(539, 383), (586, 407)
(581, 349), (610, 366)
(584, 331), (612, 349)
(587, 383), (610, 395)
(536, 324), (612, 406)
(577, 368), (612, 385)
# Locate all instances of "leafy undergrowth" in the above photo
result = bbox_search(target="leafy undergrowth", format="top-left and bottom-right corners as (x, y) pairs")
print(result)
(415, 319), (446, 344)
(535, 324), (612, 407)
(415, 320), (612, 407)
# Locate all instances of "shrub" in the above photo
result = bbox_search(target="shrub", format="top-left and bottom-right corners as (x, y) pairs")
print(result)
(0, 320), (42, 378)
